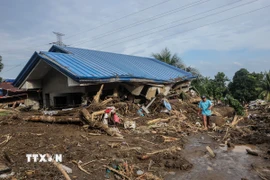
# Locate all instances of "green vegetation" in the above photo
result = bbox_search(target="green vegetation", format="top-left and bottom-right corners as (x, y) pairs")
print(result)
(152, 48), (269, 114)
(152, 48), (200, 76)
(259, 71), (270, 102)
(0, 55), (3, 82)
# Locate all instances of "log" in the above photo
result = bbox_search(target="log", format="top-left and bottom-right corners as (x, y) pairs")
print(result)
(99, 98), (113, 106)
(23, 116), (81, 123)
(91, 110), (105, 121)
(161, 135), (179, 142)
(147, 118), (170, 125)
(46, 154), (71, 180)
(246, 149), (258, 156)
(81, 108), (123, 138)
(206, 146), (215, 158)
(93, 84), (104, 103)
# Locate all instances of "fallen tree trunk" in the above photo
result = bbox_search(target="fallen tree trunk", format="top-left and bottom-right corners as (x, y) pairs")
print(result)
(99, 98), (113, 106)
(81, 108), (123, 138)
(23, 116), (81, 123)
(93, 84), (104, 104)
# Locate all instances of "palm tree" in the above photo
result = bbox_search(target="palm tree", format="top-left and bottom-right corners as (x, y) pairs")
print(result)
(185, 66), (201, 77)
(152, 48), (186, 69)
(260, 71), (270, 101)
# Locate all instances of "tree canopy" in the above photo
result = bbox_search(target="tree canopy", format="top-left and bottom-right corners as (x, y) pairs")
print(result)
(259, 71), (270, 101)
(0, 56), (3, 82)
(152, 48), (200, 76)
(228, 68), (263, 103)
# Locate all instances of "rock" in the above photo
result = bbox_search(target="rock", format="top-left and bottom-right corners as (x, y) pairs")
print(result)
(137, 170), (144, 176)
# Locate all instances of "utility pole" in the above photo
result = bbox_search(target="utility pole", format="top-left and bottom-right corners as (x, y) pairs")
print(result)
(50, 32), (66, 46)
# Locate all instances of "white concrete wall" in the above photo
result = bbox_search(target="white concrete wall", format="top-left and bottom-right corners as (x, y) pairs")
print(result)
(22, 80), (42, 89)
(42, 68), (85, 107)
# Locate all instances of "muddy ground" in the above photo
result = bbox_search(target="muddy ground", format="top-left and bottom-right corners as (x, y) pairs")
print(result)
(0, 103), (270, 180)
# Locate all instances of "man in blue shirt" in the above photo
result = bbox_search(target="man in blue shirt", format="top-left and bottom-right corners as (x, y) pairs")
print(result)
(198, 95), (213, 130)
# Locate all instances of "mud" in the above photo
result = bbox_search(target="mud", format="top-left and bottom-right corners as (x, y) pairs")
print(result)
(165, 134), (269, 180)
(0, 103), (270, 179)
(0, 113), (191, 179)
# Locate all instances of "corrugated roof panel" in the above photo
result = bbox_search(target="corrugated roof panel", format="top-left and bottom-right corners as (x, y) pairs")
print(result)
(45, 46), (193, 82)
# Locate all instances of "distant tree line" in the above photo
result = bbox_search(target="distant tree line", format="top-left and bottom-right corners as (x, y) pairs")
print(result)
(0, 55), (3, 82)
(152, 48), (270, 115)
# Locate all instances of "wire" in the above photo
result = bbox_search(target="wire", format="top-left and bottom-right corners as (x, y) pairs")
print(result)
(3, 2), (269, 74)
(93, 0), (244, 49)
(65, 0), (173, 39)
(0, 0), (174, 54)
(126, 4), (270, 54)
(0, 63), (25, 74)
(71, 0), (211, 46)
(97, 0), (259, 50)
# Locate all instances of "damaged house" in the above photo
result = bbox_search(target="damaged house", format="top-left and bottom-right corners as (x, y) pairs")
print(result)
(13, 45), (194, 109)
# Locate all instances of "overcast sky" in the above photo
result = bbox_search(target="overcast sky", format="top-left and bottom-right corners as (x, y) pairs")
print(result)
(0, 0), (270, 80)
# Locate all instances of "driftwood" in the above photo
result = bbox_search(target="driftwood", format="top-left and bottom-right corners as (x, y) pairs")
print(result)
(23, 116), (81, 123)
(91, 110), (104, 121)
(81, 108), (123, 138)
(147, 118), (170, 125)
(231, 115), (244, 127)
(103, 165), (131, 180)
(0, 134), (12, 146)
(72, 160), (91, 175)
(139, 146), (180, 160)
(46, 154), (71, 180)
(206, 146), (215, 158)
(99, 98), (113, 106)
(93, 84), (104, 103)
(161, 135), (179, 142)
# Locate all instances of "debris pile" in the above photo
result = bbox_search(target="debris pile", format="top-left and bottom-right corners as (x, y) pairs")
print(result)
(0, 85), (269, 179)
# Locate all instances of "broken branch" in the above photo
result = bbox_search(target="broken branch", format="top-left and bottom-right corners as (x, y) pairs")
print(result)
(206, 146), (215, 158)
(72, 160), (91, 175)
(93, 84), (104, 103)
(46, 154), (71, 180)
(81, 108), (123, 138)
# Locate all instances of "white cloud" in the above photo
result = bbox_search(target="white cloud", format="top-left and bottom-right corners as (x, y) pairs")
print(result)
(233, 61), (242, 66)
(0, 0), (270, 78)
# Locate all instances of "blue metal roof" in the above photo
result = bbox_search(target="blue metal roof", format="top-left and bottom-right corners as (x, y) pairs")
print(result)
(3, 79), (15, 83)
(14, 45), (194, 86)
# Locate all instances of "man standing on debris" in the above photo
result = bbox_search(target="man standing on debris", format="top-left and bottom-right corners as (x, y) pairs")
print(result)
(198, 95), (213, 130)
